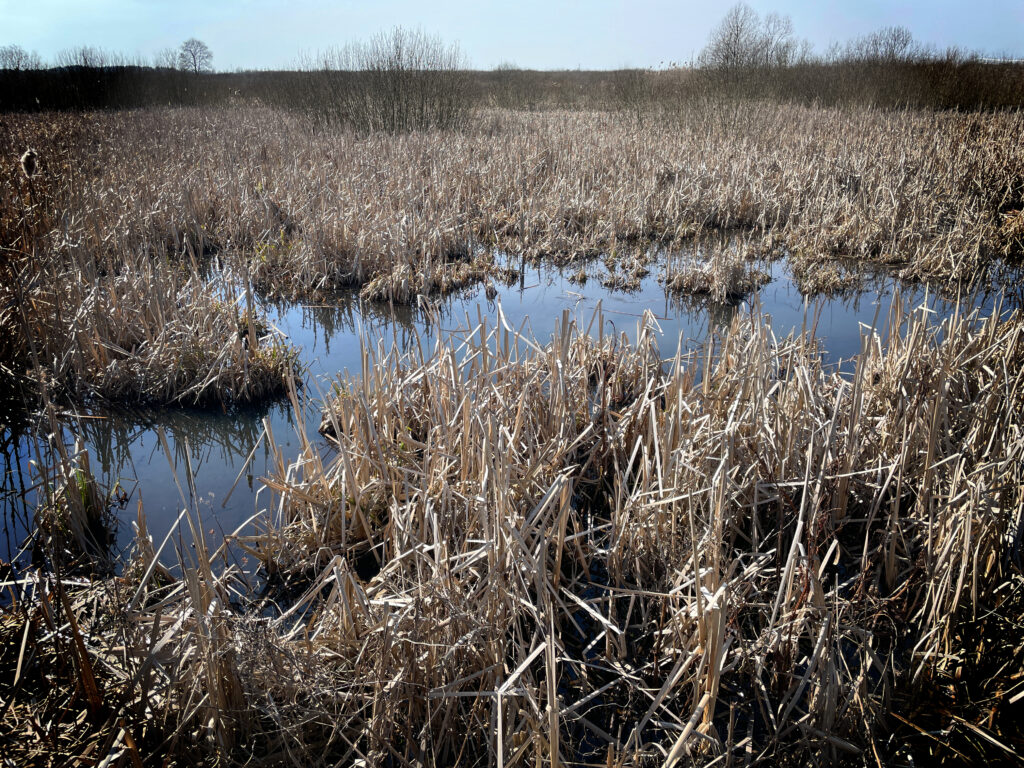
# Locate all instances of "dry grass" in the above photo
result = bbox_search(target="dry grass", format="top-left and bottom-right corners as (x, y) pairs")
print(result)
(252, 300), (1024, 765)
(4, 103), (1022, 315)
(4, 102), (1022, 407)
(788, 258), (864, 296)
(3, 100), (1024, 765)
(663, 235), (773, 301)
(7, 297), (1020, 765)
(0, 137), (298, 407)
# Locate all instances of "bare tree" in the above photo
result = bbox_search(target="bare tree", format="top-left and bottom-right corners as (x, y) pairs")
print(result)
(839, 26), (917, 63)
(55, 46), (115, 68)
(866, 26), (915, 62)
(699, 4), (807, 70)
(313, 27), (469, 132)
(699, 3), (761, 70)
(177, 38), (213, 73)
(760, 13), (796, 67)
(0, 44), (43, 70)
(153, 47), (179, 69)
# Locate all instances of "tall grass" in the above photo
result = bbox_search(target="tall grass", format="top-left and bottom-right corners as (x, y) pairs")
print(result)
(249, 300), (1023, 764)
(4, 103), (1022, 320)
(6, 299), (1021, 765)
(1, 113), (298, 408)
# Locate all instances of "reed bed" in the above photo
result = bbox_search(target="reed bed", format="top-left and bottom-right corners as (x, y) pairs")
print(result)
(7, 298), (1020, 765)
(3, 252), (297, 407)
(4, 103), (1022, 316)
(248, 301), (1024, 765)
(1, 175), (297, 407)
(3, 99), (1024, 764)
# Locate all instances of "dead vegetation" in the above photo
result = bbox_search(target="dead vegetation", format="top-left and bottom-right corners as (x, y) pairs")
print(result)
(6, 297), (1022, 766)
(4, 102), (1022, 318)
(0, 134), (298, 408)
(663, 240), (772, 302)
(3, 96), (1024, 766)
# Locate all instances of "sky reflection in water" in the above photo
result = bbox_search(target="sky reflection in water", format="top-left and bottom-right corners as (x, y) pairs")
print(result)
(1, 259), (1016, 572)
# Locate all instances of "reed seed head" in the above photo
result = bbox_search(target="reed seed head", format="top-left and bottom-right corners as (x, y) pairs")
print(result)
(20, 148), (38, 179)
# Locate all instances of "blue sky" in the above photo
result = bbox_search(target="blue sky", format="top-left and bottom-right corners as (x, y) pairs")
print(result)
(3, 0), (1022, 70)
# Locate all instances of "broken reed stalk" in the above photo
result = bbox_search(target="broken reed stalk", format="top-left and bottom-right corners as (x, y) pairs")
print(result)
(245, 298), (1024, 764)
(7, 297), (1016, 765)
(2, 104), (1021, 315)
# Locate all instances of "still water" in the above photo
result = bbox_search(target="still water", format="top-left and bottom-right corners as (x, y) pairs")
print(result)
(1, 258), (1017, 572)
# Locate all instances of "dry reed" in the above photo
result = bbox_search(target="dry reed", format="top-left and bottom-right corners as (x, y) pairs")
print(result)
(4, 99), (1024, 765)
(6, 296), (1020, 765)
(4, 103), (1021, 315)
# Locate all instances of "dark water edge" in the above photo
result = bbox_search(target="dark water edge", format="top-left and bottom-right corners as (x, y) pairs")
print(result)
(2, 256), (1021, 579)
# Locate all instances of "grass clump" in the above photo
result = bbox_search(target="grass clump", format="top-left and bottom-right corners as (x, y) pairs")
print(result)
(5, 103), (1022, 311)
(8, 246), (299, 407)
(664, 245), (772, 301)
(788, 256), (864, 295)
(6, 300), (1024, 765)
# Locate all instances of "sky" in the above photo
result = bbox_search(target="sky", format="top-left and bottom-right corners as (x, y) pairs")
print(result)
(3, 0), (1023, 71)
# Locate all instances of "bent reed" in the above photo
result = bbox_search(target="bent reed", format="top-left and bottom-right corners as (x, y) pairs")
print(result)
(5, 298), (1022, 765)
(4, 102), (1023, 310)
(1, 129), (298, 408)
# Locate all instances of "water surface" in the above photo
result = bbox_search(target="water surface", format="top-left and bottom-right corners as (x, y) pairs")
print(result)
(2, 258), (1017, 574)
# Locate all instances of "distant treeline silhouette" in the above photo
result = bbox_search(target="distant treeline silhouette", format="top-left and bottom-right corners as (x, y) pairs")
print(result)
(676, 58), (1024, 111)
(0, 66), (233, 111)
(4, 9), (1024, 120)
(3, 59), (1023, 117)
(4, 13), (1024, 122)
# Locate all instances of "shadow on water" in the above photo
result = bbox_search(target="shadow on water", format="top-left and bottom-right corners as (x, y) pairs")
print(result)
(1, 399), (288, 574)
(3, 255), (1022, 575)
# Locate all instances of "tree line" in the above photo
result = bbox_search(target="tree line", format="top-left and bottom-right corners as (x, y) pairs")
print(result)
(2, 9), (1023, 119)
(0, 38), (212, 73)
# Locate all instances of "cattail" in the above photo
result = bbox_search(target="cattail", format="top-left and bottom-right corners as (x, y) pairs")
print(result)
(20, 148), (38, 179)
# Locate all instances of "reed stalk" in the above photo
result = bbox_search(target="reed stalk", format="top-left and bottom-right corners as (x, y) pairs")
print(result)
(10, 298), (1007, 765)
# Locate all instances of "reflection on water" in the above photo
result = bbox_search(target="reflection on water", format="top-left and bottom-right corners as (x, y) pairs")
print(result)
(2, 257), (1020, 572)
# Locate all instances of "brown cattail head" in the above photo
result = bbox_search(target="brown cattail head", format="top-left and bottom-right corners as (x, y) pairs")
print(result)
(20, 148), (38, 179)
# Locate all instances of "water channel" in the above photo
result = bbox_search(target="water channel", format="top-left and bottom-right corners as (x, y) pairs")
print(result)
(2, 257), (1018, 576)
